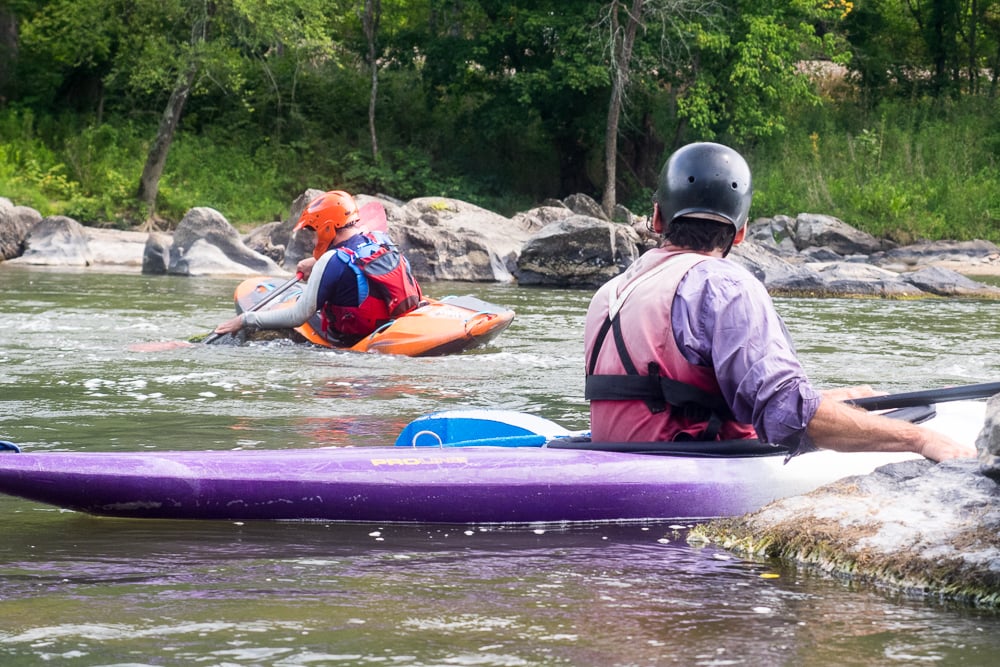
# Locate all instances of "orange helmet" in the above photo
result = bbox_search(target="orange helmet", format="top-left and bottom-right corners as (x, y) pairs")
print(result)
(294, 190), (361, 259)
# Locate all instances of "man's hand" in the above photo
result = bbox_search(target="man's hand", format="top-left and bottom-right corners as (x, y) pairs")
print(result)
(297, 257), (318, 280)
(821, 385), (882, 402)
(214, 315), (244, 335)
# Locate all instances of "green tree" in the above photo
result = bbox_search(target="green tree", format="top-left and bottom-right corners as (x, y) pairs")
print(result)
(676, 0), (853, 143)
(596, 0), (725, 215)
(384, 1), (610, 200)
(13, 0), (337, 224)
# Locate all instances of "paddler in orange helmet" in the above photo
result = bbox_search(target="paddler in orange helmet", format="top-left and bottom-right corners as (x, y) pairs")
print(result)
(214, 190), (423, 346)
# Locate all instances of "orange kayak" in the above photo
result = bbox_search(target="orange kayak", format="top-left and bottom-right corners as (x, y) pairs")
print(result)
(233, 276), (515, 356)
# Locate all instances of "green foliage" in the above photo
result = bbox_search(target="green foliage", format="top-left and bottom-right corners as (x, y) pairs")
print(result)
(0, 109), (107, 220)
(2, 0), (999, 243)
(153, 130), (297, 224)
(675, 0), (852, 142)
(750, 98), (1000, 243)
(340, 148), (468, 201)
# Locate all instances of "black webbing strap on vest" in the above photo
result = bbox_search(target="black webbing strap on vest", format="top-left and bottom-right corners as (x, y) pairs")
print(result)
(586, 312), (733, 440)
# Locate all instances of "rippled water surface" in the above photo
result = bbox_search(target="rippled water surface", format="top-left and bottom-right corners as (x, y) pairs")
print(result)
(2, 265), (999, 666)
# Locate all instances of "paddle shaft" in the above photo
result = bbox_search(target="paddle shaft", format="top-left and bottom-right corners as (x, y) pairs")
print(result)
(846, 381), (1000, 411)
(204, 271), (303, 345)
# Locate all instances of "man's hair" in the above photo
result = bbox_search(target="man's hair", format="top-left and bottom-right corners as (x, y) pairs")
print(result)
(663, 217), (736, 252)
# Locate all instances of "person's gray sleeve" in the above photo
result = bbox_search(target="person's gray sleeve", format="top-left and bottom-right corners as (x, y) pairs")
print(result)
(242, 255), (330, 330)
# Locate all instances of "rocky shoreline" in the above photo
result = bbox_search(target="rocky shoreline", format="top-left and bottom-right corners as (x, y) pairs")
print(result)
(691, 398), (1000, 607)
(2, 192), (999, 298)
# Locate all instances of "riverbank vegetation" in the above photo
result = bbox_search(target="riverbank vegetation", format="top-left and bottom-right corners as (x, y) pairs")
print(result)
(1, 1), (998, 243)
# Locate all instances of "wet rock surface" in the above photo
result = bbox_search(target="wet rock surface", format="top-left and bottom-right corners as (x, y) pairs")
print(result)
(692, 398), (1000, 606)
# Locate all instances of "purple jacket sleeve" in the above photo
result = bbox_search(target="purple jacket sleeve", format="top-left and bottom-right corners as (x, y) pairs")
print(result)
(671, 260), (821, 452)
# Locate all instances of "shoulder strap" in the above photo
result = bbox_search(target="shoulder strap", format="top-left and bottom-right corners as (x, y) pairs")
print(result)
(585, 252), (732, 438)
(587, 252), (711, 375)
(334, 247), (370, 304)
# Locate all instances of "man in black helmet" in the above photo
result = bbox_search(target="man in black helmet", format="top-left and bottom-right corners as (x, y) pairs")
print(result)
(584, 142), (973, 462)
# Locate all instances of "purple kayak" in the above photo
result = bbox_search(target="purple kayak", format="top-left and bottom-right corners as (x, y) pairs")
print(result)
(0, 444), (917, 523)
(0, 399), (987, 524)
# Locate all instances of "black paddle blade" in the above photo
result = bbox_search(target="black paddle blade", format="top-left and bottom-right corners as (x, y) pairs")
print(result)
(882, 404), (937, 424)
(193, 331), (244, 346)
(206, 332), (245, 346)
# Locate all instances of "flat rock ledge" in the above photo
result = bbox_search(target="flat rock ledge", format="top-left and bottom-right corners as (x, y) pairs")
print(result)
(690, 458), (1000, 606)
(691, 396), (1000, 607)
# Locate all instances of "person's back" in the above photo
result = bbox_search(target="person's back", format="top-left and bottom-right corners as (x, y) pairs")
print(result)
(583, 142), (973, 462)
(314, 228), (422, 342)
(585, 142), (765, 444)
(586, 248), (761, 442)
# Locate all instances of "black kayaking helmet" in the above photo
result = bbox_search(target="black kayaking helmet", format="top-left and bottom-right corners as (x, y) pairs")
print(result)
(654, 142), (753, 232)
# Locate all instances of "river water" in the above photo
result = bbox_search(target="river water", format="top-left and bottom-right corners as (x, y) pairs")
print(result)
(1, 264), (999, 666)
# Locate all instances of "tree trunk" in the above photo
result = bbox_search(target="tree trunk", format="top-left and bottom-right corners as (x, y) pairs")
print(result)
(363, 0), (382, 161)
(136, 6), (211, 229)
(136, 60), (198, 228)
(967, 0), (979, 94)
(0, 6), (17, 102)
(601, 0), (643, 218)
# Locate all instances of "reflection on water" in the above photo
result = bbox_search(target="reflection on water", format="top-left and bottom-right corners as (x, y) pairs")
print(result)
(2, 265), (1000, 665)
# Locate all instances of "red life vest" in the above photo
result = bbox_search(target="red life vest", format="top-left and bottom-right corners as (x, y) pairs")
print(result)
(322, 231), (423, 337)
(584, 249), (757, 443)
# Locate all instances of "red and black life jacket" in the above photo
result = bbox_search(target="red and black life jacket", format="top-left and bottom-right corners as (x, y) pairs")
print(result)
(322, 231), (423, 337)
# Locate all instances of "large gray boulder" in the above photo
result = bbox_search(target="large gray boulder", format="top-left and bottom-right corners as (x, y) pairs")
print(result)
(142, 232), (173, 275)
(8, 215), (92, 266)
(0, 198), (42, 260)
(805, 262), (926, 297)
(903, 266), (1000, 297)
(85, 228), (147, 267)
(510, 205), (574, 232)
(791, 213), (893, 254)
(390, 197), (535, 282)
(745, 215), (802, 258)
(872, 240), (1000, 271)
(563, 193), (608, 221)
(166, 207), (284, 277)
(729, 235), (1000, 298)
(243, 188), (326, 273)
(242, 220), (286, 265)
(693, 397), (1000, 606)
(514, 215), (640, 288)
(731, 240), (919, 297)
(729, 241), (825, 292)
